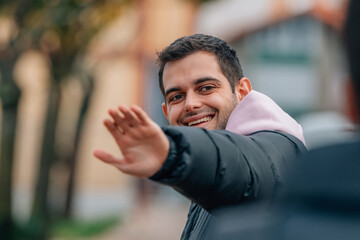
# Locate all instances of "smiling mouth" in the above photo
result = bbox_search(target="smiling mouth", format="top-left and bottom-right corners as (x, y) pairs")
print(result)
(187, 116), (213, 126)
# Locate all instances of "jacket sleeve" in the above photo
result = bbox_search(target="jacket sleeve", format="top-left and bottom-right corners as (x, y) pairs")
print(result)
(149, 126), (306, 211)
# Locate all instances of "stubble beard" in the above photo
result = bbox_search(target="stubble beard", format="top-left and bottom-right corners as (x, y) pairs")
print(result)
(214, 94), (239, 130)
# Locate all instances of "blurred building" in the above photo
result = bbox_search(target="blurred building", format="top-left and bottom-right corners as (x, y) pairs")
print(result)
(195, 0), (352, 148)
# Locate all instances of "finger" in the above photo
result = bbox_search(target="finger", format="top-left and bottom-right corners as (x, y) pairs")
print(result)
(108, 109), (130, 132)
(93, 149), (124, 166)
(93, 149), (131, 174)
(118, 105), (140, 127)
(104, 119), (123, 139)
(131, 105), (150, 125)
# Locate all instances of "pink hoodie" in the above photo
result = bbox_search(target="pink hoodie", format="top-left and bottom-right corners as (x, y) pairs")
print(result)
(225, 90), (306, 145)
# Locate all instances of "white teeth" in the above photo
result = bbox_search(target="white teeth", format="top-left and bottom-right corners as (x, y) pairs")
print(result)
(188, 116), (212, 126)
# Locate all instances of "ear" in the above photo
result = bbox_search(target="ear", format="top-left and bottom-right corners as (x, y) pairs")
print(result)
(235, 77), (252, 101)
(345, 78), (359, 123)
(162, 102), (169, 120)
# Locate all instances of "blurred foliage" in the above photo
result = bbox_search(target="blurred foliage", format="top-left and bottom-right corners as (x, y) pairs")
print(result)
(9, 216), (121, 239)
(50, 216), (121, 238)
(0, 0), (132, 55)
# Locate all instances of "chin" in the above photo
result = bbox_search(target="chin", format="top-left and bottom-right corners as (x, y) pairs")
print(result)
(201, 122), (217, 130)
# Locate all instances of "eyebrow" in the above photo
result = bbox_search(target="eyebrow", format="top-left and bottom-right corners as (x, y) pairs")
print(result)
(164, 77), (221, 99)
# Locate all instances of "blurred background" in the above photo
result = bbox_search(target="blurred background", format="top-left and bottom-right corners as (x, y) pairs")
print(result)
(0, 0), (354, 239)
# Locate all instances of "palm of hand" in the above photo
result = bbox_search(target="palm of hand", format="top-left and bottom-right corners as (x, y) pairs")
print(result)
(93, 105), (169, 178)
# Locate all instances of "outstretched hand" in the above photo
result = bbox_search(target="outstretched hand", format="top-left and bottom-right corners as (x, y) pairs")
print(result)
(93, 105), (170, 178)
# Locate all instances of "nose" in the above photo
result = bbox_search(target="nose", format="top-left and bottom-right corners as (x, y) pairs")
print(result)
(184, 92), (201, 112)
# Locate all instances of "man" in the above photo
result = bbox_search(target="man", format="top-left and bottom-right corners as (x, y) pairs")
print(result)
(93, 34), (306, 240)
(206, 1), (360, 239)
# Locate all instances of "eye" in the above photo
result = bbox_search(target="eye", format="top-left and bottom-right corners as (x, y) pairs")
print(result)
(199, 85), (215, 92)
(168, 93), (184, 104)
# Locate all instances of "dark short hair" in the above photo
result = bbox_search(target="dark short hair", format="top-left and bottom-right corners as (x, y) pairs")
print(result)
(157, 34), (244, 97)
(344, 0), (360, 115)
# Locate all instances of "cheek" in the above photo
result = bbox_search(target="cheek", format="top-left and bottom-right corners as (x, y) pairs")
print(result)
(206, 95), (229, 109)
(208, 95), (238, 117)
(167, 105), (182, 125)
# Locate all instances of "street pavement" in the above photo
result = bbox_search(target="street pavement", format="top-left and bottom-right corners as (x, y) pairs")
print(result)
(96, 197), (190, 240)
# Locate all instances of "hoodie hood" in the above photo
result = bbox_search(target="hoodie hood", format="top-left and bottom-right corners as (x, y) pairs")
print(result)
(226, 90), (306, 145)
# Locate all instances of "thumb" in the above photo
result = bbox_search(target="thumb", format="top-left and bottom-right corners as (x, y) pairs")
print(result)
(93, 149), (124, 167)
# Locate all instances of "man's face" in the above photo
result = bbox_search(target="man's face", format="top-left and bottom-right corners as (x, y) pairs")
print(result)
(162, 51), (244, 130)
